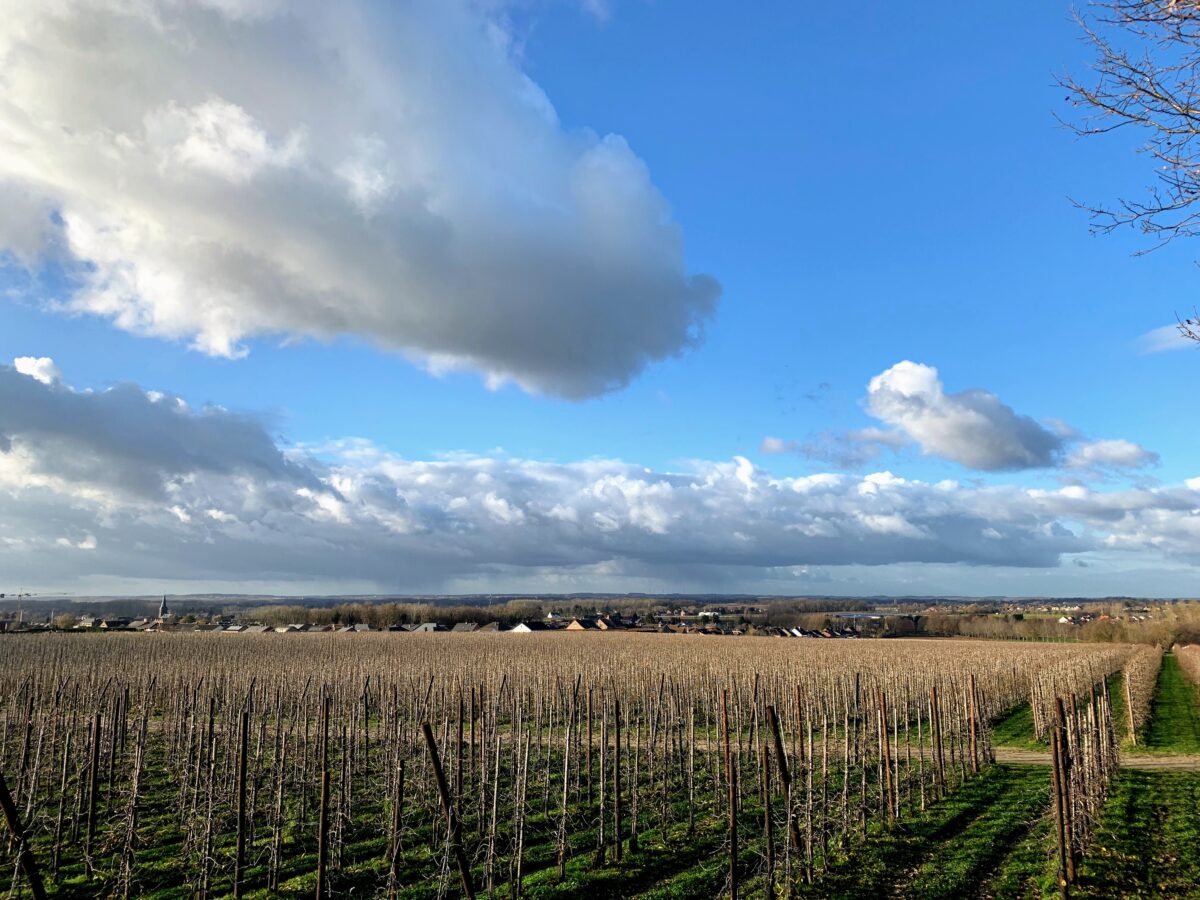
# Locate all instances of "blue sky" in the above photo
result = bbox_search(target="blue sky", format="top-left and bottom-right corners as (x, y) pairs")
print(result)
(1, 0), (1198, 597)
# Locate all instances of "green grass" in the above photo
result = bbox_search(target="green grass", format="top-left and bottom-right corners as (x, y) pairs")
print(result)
(991, 704), (1044, 750)
(979, 812), (1058, 900)
(1144, 654), (1200, 754)
(794, 765), (1051, 899)
(1072, 770), (1200, 899)
(1107, 672), (1132, 748)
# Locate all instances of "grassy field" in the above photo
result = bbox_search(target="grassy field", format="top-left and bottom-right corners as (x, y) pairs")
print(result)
(991, 702), (1043, 751)
(796, 765), (1052, 900)
(1072, 770), (1200, 898)
(1145, 654), (1200, 753)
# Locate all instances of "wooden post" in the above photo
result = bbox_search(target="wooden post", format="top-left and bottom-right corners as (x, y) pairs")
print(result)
(761, 745), (775, 896)
(1050, 720), (1069, 898)
(421, 721), (476, 899)
(316, 696), (330, 900)
(558, 676), (579, 880)
(968, 673), (979, 775)
(0, 769), (47, 900)
(931, 685), (945, 790)
(387, 759), (404, 896)
(766, 705), (804, 854)
(85, 712), (101, 872)
(52, 728), (71, 876)
(721, 688), (738, 900)
(878, 689), (895, 824)
(613, 698), (623, 862)
(595, 697), (607, 867)
(584, 685), (594, 807)
(1056, 698), (1076, 885)
(234, 708), (249, 898)
(456, 692), (465, 801)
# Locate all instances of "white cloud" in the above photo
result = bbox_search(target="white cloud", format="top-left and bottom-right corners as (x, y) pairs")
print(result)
(144, 98), (305, 184)
(3, 360), (1197, 592)
(0, 0), (717, 398)
(865, 361), (1063, 470)
(767, 362), (1160, 479)
(13, 356), (61, 386)
(0, 359), (1195, 592)
(760, 436), (797, 454)
(1065, 439), (1159, 471)
(1137, 324), (1193, 354)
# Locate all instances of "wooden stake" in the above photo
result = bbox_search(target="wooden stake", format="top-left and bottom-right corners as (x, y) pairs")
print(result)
(422, 721), (476, 899)
(0, 768), (47, 900)
(234, 708), (249, 898)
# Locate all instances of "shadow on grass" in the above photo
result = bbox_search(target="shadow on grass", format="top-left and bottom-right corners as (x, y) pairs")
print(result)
(796, 765), (1050, 900)
(1074, 770), (1200, 899)
(1145, 654), (1200, 754)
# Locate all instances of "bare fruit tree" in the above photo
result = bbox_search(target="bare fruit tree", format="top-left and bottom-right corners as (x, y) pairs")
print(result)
(1062, 0), (1200, 340)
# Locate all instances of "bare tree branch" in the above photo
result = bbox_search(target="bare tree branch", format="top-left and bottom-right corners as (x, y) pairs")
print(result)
(1064, 0), (1200, 340)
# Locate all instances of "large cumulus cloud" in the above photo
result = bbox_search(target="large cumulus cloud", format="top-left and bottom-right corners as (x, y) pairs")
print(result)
(866, 361), (1065, 470)
(0, 1), (718, 398)
(4, 359), (1200, 591)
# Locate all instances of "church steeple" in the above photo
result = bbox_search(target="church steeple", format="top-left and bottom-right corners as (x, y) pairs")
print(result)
(157, 595), (169, 621)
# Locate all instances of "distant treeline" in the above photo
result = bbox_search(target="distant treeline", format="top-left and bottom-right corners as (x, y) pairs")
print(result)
(12, 595), (1200, 646)
(0, 594), (874, 627)
(241, 597), (875, 628)
(919, 604), (1200, 645)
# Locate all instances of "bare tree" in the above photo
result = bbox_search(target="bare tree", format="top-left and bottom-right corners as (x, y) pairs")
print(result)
(1062, 0), (1200, 339)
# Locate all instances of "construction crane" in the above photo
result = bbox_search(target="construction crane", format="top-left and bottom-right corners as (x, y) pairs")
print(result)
(5, 591), (68, 626)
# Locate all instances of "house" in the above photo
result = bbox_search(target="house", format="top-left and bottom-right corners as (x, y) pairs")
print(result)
(566, 618), (598, 631)
(98, 618), (132, 630)
(223, 624), (247, 633)
(758, 626), (790, 637)
(478, 622), (501, 632)
(410, 622), (445, 633)
(274, 624), (302, 633)
(509, 621), (548, 633)
(595, 616), (624, 631)
(352, 623), (371, 632)
(244, 624), (272, 634)
(451, 622), (479, 633)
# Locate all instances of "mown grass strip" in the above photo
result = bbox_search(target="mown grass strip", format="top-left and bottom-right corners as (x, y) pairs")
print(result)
(1072, 770), (1200, 899)
(991, 704), (1043, 751)
(901, 768), (1051, 900)
(977, 811), (1057, 900)
(791, 765), (1049, 899)
(1145, 654), (1200, 754)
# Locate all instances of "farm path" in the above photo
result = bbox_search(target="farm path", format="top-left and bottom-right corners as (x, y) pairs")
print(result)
(990, 747), (1200, 770)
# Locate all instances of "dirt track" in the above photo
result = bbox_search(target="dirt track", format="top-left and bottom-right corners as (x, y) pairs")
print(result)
(992, 746), (1200, 771)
